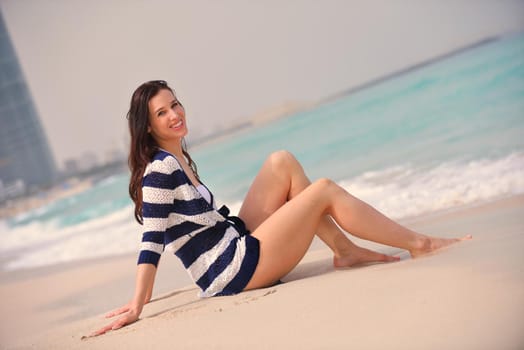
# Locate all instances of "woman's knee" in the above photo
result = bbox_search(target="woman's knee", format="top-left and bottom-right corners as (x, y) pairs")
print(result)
(267, 150), (301, 172)
(313, 177), (334, 187)
(306, 178), (341, 215)
(311, 178), (340, 196)
(268, 150), (295, 164)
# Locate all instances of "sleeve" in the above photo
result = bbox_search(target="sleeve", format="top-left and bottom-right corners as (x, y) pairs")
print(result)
(137, 156), (184, 266)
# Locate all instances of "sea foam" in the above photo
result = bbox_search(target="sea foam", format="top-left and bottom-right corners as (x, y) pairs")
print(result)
(340, 151), (524, 219)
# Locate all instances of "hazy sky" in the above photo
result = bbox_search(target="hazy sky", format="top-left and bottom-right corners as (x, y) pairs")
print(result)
(1, 0), (523, 168)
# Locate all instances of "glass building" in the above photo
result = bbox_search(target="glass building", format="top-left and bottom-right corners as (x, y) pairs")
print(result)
(0, 9), (56, 193)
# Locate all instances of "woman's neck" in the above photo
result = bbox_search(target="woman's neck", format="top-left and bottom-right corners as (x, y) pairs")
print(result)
(157, 141), (184, 160)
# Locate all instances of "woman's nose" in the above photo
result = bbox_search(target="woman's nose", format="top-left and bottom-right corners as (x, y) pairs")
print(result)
(168, 109), (178, 119)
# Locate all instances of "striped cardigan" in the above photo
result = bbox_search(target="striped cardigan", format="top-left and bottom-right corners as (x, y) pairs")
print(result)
(137, 150), (259, 297)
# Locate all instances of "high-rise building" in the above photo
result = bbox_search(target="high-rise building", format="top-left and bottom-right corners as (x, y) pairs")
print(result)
(0, 9), (56, 193)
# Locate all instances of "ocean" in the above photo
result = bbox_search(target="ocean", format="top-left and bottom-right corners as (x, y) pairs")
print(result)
(1, 33), (523, 271)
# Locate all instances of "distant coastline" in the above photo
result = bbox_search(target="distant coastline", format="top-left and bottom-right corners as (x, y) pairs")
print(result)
(190, 36), (501, 149)
(319, 36), (500, 104)
(189, 101), (313, 149)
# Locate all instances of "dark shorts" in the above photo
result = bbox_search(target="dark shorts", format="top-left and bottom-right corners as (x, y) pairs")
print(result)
(197, 206), (260, 297)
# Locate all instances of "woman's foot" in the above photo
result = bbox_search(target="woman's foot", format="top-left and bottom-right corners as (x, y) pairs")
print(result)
(409, 234), (472, 258)
(333, 245), (400, 268)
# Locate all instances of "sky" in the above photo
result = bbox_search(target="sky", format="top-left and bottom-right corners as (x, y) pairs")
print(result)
(1, 0), (523, 169)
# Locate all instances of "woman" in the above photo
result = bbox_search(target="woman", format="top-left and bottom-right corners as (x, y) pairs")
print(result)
(92, 80), (470, 336)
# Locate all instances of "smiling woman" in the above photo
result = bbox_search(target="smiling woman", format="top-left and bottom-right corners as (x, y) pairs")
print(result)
(127, 81), (199, 224)
(91, 80), (470, 336)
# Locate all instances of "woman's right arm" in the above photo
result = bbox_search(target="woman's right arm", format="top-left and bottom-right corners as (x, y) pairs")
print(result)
(91, 156), (179, 336)
(91, 263), (157, 336)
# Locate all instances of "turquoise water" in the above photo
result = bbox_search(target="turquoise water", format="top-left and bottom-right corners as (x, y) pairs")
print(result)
(1, 33), (523, 270)
(194, 33), (524, 202)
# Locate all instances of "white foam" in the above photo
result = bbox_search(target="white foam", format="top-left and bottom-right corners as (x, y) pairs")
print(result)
(0, 199), (250, 271)
(1, 204), (141, 270)
(339, 152), (524, 219)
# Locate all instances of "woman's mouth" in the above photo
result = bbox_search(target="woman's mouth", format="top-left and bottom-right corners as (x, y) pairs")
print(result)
(170, 120), (183, 129)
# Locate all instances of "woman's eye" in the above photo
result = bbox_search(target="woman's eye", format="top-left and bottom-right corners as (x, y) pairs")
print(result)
(157, 110), (166, 116)
(171, 102), (179, 108)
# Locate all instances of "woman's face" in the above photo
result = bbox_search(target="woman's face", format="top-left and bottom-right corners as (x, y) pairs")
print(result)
(147, 89), (187, 146)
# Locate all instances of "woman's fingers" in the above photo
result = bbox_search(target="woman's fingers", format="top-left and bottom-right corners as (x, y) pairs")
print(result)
(90, 323), (115, 337)
(111, 318), (129, 330)
(90, 311), (139, 337)
(104, 305), (130, 318)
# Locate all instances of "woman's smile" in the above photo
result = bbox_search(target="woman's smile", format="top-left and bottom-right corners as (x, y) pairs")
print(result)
(170, 119), (183, 129)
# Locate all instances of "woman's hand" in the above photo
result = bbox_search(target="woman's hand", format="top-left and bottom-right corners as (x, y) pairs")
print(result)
(90, 307), (140, 337)
(89, 264), (157, 337)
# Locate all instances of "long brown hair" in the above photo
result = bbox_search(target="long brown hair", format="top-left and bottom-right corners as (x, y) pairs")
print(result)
(127, 80), (198, 224)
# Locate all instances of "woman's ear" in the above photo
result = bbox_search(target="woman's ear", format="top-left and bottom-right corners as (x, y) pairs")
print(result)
(147, 125), (151, 133)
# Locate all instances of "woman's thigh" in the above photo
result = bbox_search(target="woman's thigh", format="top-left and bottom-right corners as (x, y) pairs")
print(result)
(244, 179), (333, 290)
(238, 150), (309, 231)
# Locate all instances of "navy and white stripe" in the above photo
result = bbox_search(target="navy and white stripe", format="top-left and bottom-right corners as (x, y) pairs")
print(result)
(137, 150), (259, 297)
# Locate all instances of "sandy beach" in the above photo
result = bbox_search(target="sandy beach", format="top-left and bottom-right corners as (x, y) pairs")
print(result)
(1, 194), (523, 350)
(1, 3), (523, 350)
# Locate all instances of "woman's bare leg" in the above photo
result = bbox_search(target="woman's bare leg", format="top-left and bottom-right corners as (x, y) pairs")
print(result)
(238, 151), (397, 267)
(244, 178), (471, 290)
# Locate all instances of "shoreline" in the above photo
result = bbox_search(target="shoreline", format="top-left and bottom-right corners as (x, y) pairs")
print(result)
(400, 192), (524, 225)
(0, 192), (520, 280)
(1, 193), (523, 349)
